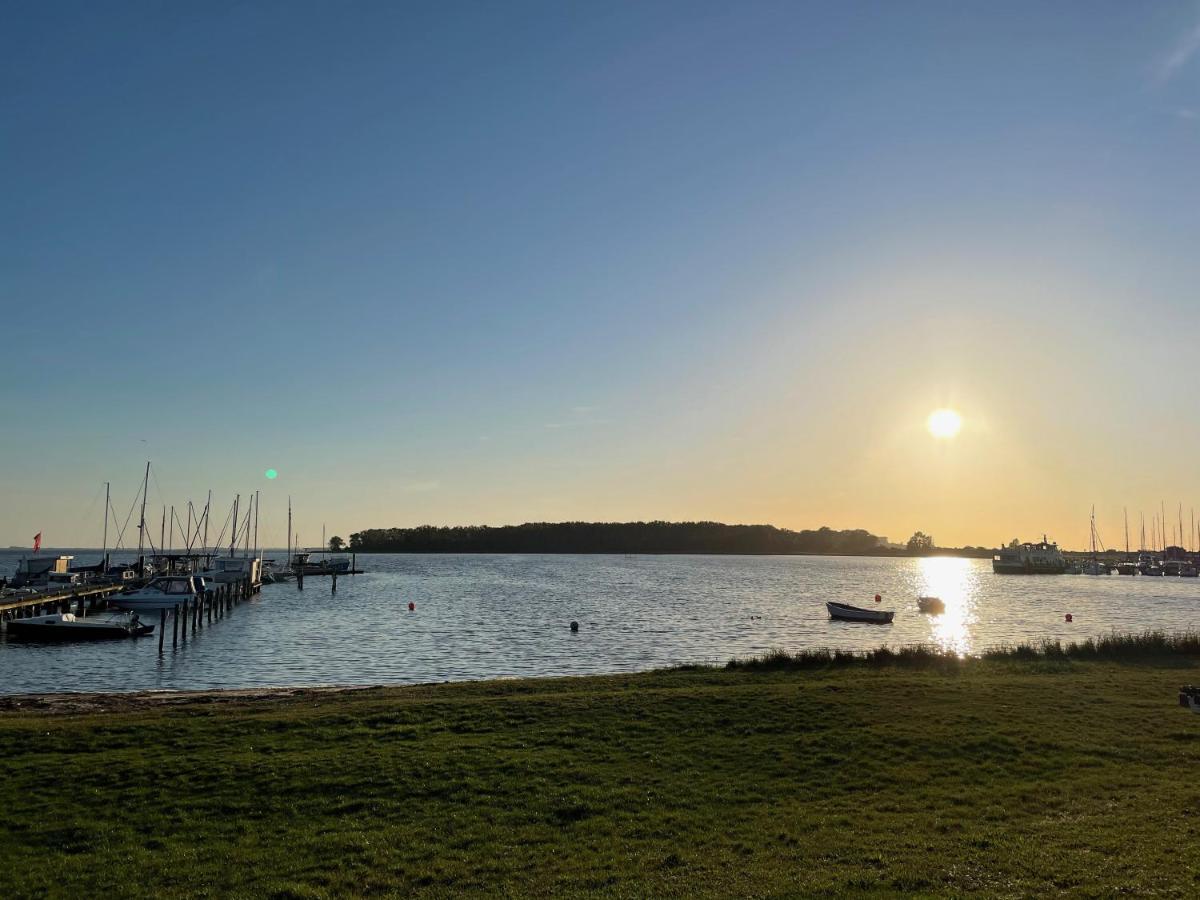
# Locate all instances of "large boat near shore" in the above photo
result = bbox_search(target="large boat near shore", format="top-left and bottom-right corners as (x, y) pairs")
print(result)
(992, 536), (1068, 575)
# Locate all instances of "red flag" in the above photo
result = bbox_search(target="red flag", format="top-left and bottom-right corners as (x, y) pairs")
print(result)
(33, 532), (41, 552)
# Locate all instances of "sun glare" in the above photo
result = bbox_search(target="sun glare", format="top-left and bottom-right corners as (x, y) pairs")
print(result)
(927, 408), (962, 439)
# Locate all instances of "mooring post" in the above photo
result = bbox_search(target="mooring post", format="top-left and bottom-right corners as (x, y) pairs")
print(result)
(158, 609), (166, 655)
(181, 598), (188, 641)
(331, 573), (337, 594)
(172, 604), (179, 648)
(297, 567), (304, 591)
(351, 552), (356, 575)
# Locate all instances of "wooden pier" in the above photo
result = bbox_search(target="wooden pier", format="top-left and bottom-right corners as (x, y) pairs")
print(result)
(1, 577), (264, 654)
(0, 584), (126, 618)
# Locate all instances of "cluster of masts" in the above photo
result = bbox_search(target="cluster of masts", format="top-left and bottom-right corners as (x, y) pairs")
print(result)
(1096, 503), (1200, 556)
(91, 461), (302, 567)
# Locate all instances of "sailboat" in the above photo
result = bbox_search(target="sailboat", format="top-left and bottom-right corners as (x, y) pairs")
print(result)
(1082, 508), (1111, 576)
(1116, 508), (1138, 575)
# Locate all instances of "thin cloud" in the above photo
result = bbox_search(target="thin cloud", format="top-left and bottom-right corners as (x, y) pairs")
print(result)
(1176, 107), (1199, 119)
(1158, 17), (1200, 82)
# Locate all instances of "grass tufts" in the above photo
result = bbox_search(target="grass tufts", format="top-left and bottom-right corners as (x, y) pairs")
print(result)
(725, 630), (1200, 671)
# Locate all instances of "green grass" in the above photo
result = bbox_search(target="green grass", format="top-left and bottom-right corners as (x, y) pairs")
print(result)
(3, 647), (1200, 897)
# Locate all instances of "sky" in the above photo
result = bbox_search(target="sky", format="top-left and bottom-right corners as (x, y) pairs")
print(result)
(2, 1), (1199, 551)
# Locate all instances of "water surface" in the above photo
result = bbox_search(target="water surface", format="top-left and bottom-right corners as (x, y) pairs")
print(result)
(2, 551), (1196, 693)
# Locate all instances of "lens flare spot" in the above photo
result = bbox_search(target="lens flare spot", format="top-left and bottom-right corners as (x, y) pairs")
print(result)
(265, 469), (278, 480)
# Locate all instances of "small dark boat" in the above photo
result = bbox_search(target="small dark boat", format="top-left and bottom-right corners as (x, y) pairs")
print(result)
(826, 601), (894, 624)
(917, 596), (945, 614)
(5, 612), (154, 641)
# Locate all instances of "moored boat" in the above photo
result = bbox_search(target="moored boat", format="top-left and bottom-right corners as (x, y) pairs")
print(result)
(992, 536), (1068, 575)
(917, 596), (945, 614)
(6, 612), (153, 641)
(826, 601), (894, 624)
(110, 575), (207, 612)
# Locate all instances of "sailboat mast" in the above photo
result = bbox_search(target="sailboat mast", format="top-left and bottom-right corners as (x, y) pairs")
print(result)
(138, 461), (150, 557)
(287, 497), (292, 569)
(101, 481), (109, 564)
(1124, 508), (1129, 555)
(253, 490), (259, 558)
(231, 494), (239, 558)
(203, 490), (211, 554)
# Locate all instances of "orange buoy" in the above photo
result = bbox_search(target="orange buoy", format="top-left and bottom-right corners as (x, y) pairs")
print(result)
(874, 594), (881, 603)
(1065, 613), (1073, 622)
(408, 601), (415, 612)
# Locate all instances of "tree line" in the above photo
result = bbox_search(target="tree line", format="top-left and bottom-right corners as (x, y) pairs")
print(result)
(351, 522), (895, 555)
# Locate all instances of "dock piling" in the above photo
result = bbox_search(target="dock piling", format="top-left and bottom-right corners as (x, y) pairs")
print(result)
(158, 609), (166, 655)
(172, 604), (179, 648)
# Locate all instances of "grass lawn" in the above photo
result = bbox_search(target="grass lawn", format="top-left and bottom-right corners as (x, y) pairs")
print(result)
(2, 655), (1200, 897)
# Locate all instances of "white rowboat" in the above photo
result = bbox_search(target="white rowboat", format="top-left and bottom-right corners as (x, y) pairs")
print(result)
(826, 601), (894, 624)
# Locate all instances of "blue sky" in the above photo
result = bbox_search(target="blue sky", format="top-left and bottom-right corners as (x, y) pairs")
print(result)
(2, 2), (1199, 548)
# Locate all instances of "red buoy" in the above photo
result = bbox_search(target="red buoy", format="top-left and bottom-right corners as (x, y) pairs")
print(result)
(1065, 613), (1073, 623)
(874, 594), (881, 603)
(408, 601), (415, 612)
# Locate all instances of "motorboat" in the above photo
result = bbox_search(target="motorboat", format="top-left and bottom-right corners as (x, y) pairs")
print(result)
(992, 537), (1068, 574)
(1181, 565), (1199, 578)
(1082, 560), (1111, 576)
(1116, 561), (1138, 576)
(110, 575), (207, 612)
(199, 557), (260, 585)
(826, 601), (894, 624)
(6, 611), (153, 641)
(917, 596), (945, 614)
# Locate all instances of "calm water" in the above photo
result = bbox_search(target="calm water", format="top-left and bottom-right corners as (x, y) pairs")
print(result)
(2, 550), (1198, 694)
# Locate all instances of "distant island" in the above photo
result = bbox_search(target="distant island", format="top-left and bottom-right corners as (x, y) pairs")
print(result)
(348, 522), (995, 557)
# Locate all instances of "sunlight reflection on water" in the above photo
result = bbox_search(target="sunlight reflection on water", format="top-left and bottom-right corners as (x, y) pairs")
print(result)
(915, 557), (978, 656)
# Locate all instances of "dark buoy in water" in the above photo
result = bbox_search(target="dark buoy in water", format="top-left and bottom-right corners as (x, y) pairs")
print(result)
(570, 621), (579, 632)
(874, 594), (882, 603)
(408, 601), (415, 612)
(1065, 613), (1073, 622)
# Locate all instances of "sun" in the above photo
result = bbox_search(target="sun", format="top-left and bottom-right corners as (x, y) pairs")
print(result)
(927, 408), (962, 439)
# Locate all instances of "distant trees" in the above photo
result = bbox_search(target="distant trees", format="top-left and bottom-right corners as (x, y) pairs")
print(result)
(329, 536), (345, 552)
(348, 522), (890, 556)
(906, 532), (936, 553)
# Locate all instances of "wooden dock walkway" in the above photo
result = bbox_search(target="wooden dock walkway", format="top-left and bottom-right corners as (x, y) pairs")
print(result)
(2, 577), (265, 654)
(0, 584), (125, 616)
